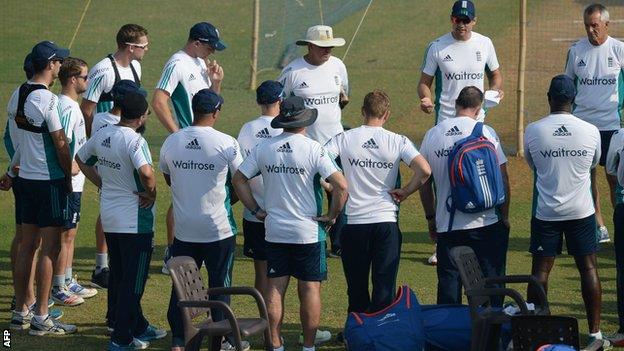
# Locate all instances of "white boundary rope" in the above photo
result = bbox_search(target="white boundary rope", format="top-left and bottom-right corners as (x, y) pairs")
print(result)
(68, 0), (92, 49)
(343, 0), (373, 62)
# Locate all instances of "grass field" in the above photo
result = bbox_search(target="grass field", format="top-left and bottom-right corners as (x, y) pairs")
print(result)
(0, 0), (621, 350)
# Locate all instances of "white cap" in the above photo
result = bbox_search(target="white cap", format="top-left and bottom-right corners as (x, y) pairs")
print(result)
(296, 25), (346, 47)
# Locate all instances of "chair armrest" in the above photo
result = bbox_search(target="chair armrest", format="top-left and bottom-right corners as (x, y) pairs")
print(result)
(206, 287), (269, 320)
(466, 288), (529, 314)
(484, 275), (550, 313)
(582, 339), (604, 351)
(178, 300), (241, 337)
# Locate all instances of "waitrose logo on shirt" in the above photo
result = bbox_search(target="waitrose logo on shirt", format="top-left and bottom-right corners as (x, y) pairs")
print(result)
(444, 71), (484, 80)
(303, 95), (339, 106)
(578, 77), (616, 85)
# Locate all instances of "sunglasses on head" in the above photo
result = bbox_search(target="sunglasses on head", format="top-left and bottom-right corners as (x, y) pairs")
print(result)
(452, 16), (472, 25)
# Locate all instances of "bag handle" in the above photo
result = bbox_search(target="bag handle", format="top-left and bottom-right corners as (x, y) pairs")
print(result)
(470, 122), (484, 138)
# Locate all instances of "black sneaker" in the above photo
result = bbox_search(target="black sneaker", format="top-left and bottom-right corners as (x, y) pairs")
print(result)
(91, 267), (109, 289)
(336, 331), (344, 344)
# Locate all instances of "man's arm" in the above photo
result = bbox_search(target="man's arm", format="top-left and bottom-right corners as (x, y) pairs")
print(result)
(314, 171), (348, 225)
(205, 59), (223, 93)
(419, 177), (437, 242)
(80, 100), (97, 137)
(152, 89), (179, 133)
(487, 69), (504, 100)
(49, 129), (73, 193)
(417, 73), (435, 114)
(136, 164), (157, 208)
(389, 155), (432, 203)
(232, 170), (265, 220)
(499, 163), (510, 228)
(75, 154), (102, 188)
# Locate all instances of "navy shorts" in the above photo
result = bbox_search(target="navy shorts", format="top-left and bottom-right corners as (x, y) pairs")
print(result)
(243, 219), (267, 260)
(19, 178), (68, 227)
(530, 214), (597, 256)
(600, 130), (617, 166)
(64, 192), (82, 229)
(12, 177), (21, 225)
(266, 241), (327, 281)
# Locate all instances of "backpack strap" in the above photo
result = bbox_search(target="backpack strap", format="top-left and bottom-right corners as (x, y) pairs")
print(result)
(470, 122), (485, 138)
(15, 83), (49, 133)
(129, 61), (141, 86)
(107, 54), (121, 83)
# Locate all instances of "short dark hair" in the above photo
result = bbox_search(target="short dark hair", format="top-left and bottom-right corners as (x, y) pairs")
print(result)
(455, 86), (484, 110)
(116, 24), (148, 49)
(362, 90), (390, 118)
(58, 57), (87, 86)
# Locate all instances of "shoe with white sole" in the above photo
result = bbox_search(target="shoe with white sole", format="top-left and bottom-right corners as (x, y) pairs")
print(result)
(29, 315), (77, 336)
(428, 252), (438, 265)
(598, 226), (611, 243)
(221, 340), (251, 351)
(67, 276), (98, 298)
(10, 310), (34, 330)
(51, 286), (84, 306)
(298, 329), (332, 345)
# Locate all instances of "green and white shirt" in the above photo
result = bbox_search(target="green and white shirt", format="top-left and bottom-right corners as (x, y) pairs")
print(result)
(77, 125), (155, 234)
(155, 50), (211, 128)
(605, 129), (624, 205)
(82, 56), (142, 113)
(7, 83), (65, 180)
(565, 36), (624, 131)
(58, 95), (87, 192)
(421, 32), (499, 124)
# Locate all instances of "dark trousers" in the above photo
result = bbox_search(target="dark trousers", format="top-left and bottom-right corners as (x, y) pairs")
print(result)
(341, 222), (402, 313)
(436, 221), (509, 305)
(167, 236), (236, 344)
(105, 232), (153, 345)
(614, 204), (624, 331)
(327, 191), (345, 252)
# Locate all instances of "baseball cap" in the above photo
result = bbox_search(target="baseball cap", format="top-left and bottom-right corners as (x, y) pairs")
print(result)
(256, 80), (284, 105)
(271, 96), (318, 129)
(111, 80), (147, 104)
(548, 75), (576, 103)
(296, 25), (345, 47)
(451, 0), (476, 20)
(30, 41), (70, 64)
(189, 22), (227, 51)
(119, 92), (148, 120)
(192, 89), (224, 114)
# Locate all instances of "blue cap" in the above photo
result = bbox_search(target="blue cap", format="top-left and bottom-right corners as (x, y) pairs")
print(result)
(30, 41), (70, 64)
(192, 89), (224, 114)
(548, 75), (576, 103)
(111, 80), (147, 103)
(23, 53), (34, 79)
(256, 80), (284, 105)
(189, 22), (226, 51)
(451, 0), (476, 20)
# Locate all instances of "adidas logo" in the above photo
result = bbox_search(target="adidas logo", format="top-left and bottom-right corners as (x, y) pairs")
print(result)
(445, 126), (462, 136)
(185, 138), (202, 150)
(362, 138), (379, 149)
(476, 51), (482, 62)
(298, 81), (309, 89)
(537, 246), (544, 252)
(101, 137), (111, 148)
(578, 59), (586, 67)
(189, 73), (196, 81)
(269, 268), (276, 274)
(255, 127), (271, 139)
(277, 142), (293, 153)
(443, 54), (453, 62)
(552, 125), (572, 136)
(465, 201), (475, 210)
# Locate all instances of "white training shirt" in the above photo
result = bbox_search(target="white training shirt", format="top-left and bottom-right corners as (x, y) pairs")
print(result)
(278, 56), (349, 145)
(160, 126), (242, 243)
(155, 50), (212, 128)
(7, 83), (65, 180)
(92, 111), (120, 135)
(238, 132), (340, 244)
(325, 125), (420, 224)
(77, 125), (155, 234)
(606, 129), (624, 205)
(82, 56), (142, 113)
(565, 36), (624, 131)
(524, 113), (600, 221)
(236, 115), (282, 223)
(58, 95), (87, 192)
(420, 116), (507, 232)
(421, 32), (500, 124)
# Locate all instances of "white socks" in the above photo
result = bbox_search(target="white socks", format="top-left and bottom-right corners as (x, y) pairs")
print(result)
(590, 330), (603, 339)
(95, 253), (108, 272)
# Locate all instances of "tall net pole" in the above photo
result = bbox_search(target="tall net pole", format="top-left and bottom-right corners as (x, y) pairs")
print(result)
(516, 0), (527, 157)
(249, 0), (260, 90)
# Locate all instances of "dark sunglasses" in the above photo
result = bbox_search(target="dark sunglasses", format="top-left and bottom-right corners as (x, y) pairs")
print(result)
(451, 16), (472, 25)
(73, 74), (88, 81)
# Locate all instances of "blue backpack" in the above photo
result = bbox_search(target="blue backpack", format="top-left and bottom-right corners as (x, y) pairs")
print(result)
(446, 122), (505, 231)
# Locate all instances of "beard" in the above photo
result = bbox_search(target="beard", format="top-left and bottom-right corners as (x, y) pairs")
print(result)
(136, 123), (146, 135)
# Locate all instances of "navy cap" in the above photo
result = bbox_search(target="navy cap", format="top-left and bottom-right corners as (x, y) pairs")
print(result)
(111, 80), (147, 104)
(30, 41), (70, 64)
(120, 92), (148, 120)
(192, 89), (224, 114)
(451, 0), (476, 20)
(23, 53), (34, 79)
(256, 80), (284, 105)
(189, 22), (226, 51)
(548, 75), (577, 103)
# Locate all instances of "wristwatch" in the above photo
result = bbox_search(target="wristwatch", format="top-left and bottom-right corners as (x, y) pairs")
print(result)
(250, 206), (262, 216)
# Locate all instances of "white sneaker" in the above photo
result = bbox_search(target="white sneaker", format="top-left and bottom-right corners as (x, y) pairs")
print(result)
(221, 340), (250, 351)
(132, 338), (150, 350)
(29, 315), (77, 336)
(598, 226), (611, 243)
(428, 252), (437, 265)
(298, 330), (331, 345)
(67, 276), (98, 298)
(51, 286), (85, 306)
